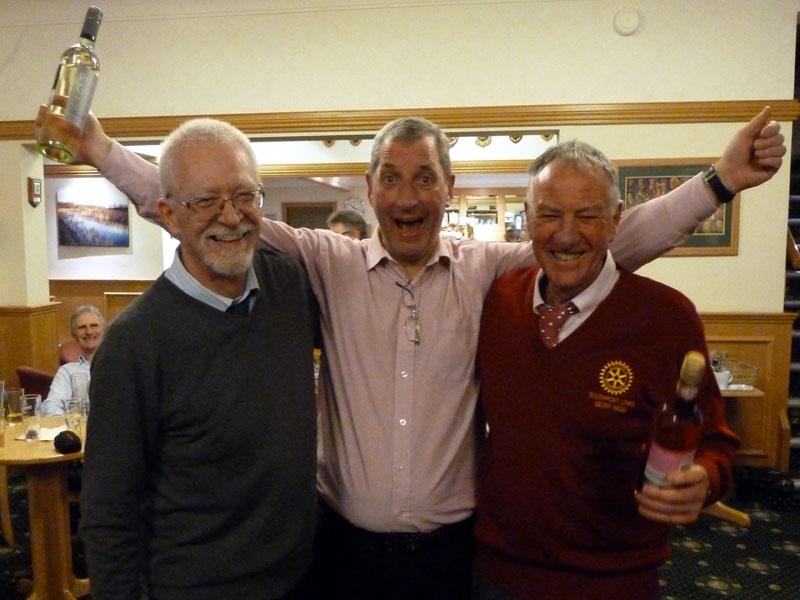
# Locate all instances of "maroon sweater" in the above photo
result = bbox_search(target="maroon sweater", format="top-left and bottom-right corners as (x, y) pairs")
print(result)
(475, 268), (739, 599)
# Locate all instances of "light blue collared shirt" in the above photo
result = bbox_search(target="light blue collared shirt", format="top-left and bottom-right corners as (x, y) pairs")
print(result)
(163, 248), (259, 312)
(41, 356), (91, 416)
(533, 249), (620, 345)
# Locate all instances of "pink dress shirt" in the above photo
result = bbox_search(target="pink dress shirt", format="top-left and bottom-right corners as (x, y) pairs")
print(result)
(101, 141), (717, 532)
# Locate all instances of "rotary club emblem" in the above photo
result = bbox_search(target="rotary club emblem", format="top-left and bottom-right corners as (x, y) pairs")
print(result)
(598, 360), (633, 395)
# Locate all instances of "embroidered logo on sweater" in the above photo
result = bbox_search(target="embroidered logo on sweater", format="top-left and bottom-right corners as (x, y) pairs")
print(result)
(598, 360), (633, 395)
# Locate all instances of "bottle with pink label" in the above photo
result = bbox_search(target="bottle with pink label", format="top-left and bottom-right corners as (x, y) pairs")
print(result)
(644, 351), (705, 487)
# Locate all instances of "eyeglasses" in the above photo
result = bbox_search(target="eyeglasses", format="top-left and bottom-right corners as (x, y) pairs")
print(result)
(396, 281), (420, 345)
(174, 188), (264, 217)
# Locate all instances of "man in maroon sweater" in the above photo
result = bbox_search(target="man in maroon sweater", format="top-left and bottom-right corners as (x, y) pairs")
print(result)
(474, 141), (740, 600)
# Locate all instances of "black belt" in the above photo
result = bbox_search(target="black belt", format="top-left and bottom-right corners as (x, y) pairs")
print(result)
(319, 502), (473, 554)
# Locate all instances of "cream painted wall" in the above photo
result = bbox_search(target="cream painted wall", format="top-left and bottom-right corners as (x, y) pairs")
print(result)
(0, 0), (796, 116)
(0, 0), (797, 310)
(43, 176), (165, 280)
(0, 143), (49, 305)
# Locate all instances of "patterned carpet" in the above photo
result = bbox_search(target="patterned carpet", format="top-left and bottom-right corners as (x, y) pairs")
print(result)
(0, 473), (796, 599)
(660, 482), (800, 598)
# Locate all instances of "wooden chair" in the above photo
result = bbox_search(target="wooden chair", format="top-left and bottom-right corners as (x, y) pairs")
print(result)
(786, 228), (800, 270)
(15, 366), (55, 399)
(702, 501), (751, 527)
(0, 467), (12, 547)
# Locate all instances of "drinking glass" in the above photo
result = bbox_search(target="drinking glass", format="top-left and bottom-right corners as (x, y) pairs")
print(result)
(64, 398), (83, 435)
(70, 372), (90, 414)
(4, 388), (25, 423)
(21, 394), (42, 441)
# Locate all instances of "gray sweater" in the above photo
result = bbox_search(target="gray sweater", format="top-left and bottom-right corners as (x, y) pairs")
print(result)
(81, 249), (318, 600)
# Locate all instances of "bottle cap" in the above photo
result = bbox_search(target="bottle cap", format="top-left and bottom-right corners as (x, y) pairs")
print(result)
(81, 6), (103, 41)
(680, 351), (706, 386)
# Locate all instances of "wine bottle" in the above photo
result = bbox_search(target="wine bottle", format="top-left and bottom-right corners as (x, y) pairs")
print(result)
(644, 350), (705, 487)
(36, 6), (103, 164)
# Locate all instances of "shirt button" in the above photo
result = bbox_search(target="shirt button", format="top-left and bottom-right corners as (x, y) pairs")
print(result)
(399, 419), (407, 426)
(400, 370), (409, 378)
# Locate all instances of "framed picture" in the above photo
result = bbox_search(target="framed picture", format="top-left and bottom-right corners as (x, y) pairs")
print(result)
(282, 202), (336, 229)
(52, 175), (130, 247)
(616, 159), (739, 256)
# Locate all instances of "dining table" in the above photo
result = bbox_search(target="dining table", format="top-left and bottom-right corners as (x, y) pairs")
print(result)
(0, 417), (89, 599)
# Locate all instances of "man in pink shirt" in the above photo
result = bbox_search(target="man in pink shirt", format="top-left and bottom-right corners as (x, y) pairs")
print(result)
(43, 108), (784, 599)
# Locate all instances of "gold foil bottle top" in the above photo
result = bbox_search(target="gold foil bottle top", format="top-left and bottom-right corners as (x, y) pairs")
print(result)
(679, 351), (706, 387)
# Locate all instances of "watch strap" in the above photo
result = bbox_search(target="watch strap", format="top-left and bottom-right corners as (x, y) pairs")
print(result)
(703, 165), (735, 204)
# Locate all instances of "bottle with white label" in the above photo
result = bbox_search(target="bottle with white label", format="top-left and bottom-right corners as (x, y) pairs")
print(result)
(36, 6), (103, 164)
(644, 351), (705, 487)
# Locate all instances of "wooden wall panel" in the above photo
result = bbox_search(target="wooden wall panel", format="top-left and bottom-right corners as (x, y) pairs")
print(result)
(700, 313), (795, 470)
(49, 280), (153, 342)
(11, 285), (797, 471)
(0, 304), (60, 386)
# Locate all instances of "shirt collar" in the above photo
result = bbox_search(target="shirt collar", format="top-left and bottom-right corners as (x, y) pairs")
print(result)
(365, 227), (452, 273)
(534, 250), (618, 314)
(164, 248), (260, 312)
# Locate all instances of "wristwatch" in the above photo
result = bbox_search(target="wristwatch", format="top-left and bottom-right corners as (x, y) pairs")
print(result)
(703, 165), (735, 204)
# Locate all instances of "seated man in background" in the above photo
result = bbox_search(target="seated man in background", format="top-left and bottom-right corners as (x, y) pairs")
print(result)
(80, 118), (319, 599)
(41, 304), (105, 416)
(474, 141), (740, 600)
(326, 208), (368, 240)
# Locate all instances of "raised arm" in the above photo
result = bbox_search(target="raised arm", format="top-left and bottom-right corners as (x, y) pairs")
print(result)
(613, 107), (785, 271)
(35, 110), (325, 263)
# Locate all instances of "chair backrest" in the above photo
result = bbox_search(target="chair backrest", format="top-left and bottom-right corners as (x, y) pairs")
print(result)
(58, 340), (82, 365)
(15, 366), (55, 398)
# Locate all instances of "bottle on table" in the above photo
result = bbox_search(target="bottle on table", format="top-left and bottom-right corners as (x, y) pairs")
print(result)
(644, 350), (705, 487)
(36, 6), (103, 164)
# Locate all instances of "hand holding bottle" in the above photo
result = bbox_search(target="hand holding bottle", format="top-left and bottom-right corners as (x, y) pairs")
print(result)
(637, 350), (711, 524)
(34, 106), (113, 167)
(635, 463), (709, 525)
(36, 6), (103, 164)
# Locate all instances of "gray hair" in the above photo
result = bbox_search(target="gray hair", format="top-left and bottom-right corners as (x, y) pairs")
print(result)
(70, 305), (105, 336)
(369, 117), (452, 178)
(528, 140), (620, 209)
(327, 209), (368, 239)
(158, 118), (258, 198)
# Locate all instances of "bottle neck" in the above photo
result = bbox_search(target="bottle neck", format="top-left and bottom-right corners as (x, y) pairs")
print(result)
(79, 36), (96, 49)
(676, 380), (698, 402)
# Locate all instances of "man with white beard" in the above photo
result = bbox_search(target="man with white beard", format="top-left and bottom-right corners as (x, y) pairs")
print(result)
(80, 119), (319, 600)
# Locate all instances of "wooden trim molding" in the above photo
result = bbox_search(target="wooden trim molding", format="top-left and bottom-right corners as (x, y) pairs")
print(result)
(0, 303), (61, 317)
(45, 159), (534, 179)
(4, 99), (798, 141)
(700, 312), (797, 326)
